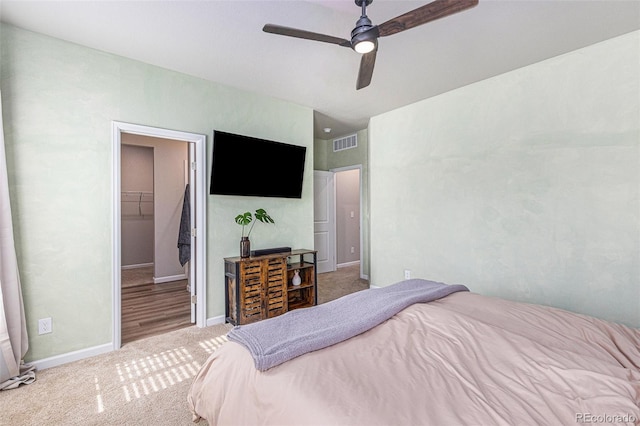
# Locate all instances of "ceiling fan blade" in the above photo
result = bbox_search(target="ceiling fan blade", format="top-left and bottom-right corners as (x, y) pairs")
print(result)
(356, 50), (377, 90)
(377, 0), (478, 38)
(263, 24), (351, 47)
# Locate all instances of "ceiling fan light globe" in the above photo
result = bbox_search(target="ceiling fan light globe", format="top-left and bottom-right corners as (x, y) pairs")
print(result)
(354, 40), (376, 54)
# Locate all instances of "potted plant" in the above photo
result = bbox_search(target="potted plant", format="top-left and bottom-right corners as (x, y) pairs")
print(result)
(235, 208), (275, 258)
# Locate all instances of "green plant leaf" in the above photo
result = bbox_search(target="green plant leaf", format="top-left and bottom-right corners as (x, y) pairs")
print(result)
(254, 208), (274, 224)
(235, 212), (252, 226)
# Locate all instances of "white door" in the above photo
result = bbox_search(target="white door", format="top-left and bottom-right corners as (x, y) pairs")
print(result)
(313, 170), (336, 273)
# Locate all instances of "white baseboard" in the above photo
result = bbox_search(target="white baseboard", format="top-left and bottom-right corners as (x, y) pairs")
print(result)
(206, 315), (226, 327)
(337, 260), (360, 268)
(31, 343), (113, 371)
(121, 262), (153, 270)
(153, 274), (187, 284)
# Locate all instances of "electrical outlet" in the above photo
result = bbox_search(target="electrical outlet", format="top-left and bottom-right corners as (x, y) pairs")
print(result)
(38, 317), (52, 335)
(350, 246), (355, 254)
(404, 270), (411, 280)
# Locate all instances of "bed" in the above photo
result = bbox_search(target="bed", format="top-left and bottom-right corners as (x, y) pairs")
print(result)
(188, 280), (640, 425)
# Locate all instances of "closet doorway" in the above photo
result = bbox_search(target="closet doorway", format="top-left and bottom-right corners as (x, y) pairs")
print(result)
(112, 122), (207, 350)
(120, 137), (190, 344)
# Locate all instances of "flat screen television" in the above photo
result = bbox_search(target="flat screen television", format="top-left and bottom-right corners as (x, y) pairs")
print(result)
(209, 131), (306, 198)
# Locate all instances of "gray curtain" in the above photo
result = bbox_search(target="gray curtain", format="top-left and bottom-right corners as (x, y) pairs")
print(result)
(0, 90), (35, 390)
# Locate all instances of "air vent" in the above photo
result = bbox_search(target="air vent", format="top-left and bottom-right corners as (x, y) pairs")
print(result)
(333, 134), (357, 152)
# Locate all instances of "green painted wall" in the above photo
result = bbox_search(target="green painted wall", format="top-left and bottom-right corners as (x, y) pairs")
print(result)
(369, 31), (640, 328)
(313, 137), (329, 171)
(1, 24), (314, 361)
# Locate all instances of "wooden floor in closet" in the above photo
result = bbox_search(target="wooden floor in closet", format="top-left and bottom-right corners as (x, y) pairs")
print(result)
(121, 279), (191, 344)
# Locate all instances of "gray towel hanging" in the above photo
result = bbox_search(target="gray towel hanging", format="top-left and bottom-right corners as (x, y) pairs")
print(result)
(177, 184), (191, 266)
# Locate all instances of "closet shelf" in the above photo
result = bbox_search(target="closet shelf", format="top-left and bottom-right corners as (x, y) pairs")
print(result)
(121, 191), (154, 217)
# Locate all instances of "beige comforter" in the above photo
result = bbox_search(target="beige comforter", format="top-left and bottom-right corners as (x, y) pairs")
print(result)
(188, 292), (640, 425)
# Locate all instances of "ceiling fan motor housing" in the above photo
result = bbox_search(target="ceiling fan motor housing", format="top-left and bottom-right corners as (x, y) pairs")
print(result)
(351, 15), (373, 38)
(351, 15), (379, 52)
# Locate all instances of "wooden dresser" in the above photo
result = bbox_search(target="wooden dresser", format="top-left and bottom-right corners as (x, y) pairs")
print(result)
(224, 249), (317, 325)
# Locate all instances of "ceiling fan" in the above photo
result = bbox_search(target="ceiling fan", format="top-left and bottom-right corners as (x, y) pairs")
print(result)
(263, 0), (479, 90)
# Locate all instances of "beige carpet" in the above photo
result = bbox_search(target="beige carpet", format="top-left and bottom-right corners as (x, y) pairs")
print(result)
(0, 324), (232, 425)
(317, 264), (369, 304)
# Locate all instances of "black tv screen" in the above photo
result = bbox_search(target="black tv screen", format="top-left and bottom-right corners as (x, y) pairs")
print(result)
(209, 131), (306, 198)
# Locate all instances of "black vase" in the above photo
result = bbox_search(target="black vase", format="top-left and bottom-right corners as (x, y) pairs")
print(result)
(240, 237), (250, 258)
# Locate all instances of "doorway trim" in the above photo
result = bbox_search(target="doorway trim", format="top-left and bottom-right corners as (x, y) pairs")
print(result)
(111, 121), (207, 350)
(330, 164), (365, 280)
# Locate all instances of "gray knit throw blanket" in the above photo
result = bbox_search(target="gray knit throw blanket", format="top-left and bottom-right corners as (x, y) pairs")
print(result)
(227, 278), (469, 371)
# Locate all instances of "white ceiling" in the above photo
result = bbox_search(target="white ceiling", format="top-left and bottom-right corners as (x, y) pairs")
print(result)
(1, 0), (639, 139)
